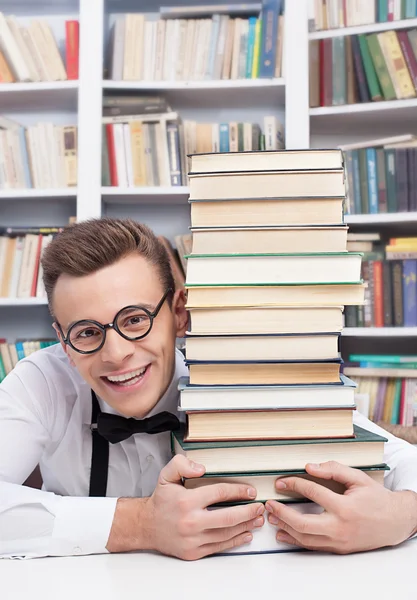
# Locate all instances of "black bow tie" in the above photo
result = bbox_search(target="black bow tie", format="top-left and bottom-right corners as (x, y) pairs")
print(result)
(96, 411), (180, 444)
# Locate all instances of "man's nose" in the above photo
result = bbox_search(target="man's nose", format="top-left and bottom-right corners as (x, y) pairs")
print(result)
(99, 328), (135, 363)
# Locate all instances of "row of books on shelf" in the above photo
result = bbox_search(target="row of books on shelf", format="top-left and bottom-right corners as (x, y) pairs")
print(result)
(0, 116), (77, 190)
(107, 1), (283, 82)
(310, 27), (417, 107)
(102, 107), (283, 188)
(344, 233), (417, 327)
(0, 339), (57, 381)
(310, 0), (417, 31)
(0, 13), (78, 83)
(342, 134), (417, 214)
(344, 353), (417, 425)
(0, 227), (65, 299)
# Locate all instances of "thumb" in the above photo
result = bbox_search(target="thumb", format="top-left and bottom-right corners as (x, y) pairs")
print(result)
(159, 454), (206, 485)
(305, 461), (374, 489)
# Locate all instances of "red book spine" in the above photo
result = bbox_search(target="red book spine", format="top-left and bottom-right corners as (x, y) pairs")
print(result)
(65, 20), (79, 80)
(106, 124), (118, 186)
(373, 260), (384, 327)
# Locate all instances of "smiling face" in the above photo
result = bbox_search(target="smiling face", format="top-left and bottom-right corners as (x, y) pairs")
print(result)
(52, 253), (188, 418)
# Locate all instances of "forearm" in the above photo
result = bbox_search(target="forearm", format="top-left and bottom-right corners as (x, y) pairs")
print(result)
(0, 482), (117, 559)
(106, 497), (153, 553)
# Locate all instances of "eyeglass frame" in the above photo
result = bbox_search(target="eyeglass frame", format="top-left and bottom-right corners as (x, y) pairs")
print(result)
(55, 288), (173, 355)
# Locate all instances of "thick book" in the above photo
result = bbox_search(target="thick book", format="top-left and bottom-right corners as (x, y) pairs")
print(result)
(190, 225), (349, 254)
(183, 406), (354, 441)
(184, 465), (389, 501)
(185, 358), (343, 386)
(190, 196), (345, 227)
(184, 332), (341, 362)
(188, 149), (344, 173)
(178, 374), (357, 411)
(171, 425), (387, 473)
(187, 305), (345, 335)
(188, 169), (346, 200)
(185, 282), (366, 308)
(185, 252), (363, 285)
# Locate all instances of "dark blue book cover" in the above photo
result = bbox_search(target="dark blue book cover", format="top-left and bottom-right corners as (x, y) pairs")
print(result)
(259, 0), (281, 77)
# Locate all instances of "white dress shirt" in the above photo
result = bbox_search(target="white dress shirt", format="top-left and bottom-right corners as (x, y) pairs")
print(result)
(1, 343), (417, 560)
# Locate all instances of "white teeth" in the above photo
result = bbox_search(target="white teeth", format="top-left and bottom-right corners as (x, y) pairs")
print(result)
(106, 367), (146, 383)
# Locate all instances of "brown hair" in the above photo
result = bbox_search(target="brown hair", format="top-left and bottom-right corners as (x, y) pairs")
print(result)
(41, 218), (175, 316)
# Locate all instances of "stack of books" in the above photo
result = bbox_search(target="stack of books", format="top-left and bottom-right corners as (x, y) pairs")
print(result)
(172, 148), (388, 555)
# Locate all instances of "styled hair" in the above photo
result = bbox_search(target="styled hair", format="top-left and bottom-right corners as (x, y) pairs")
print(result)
(41, 218), (175, 316)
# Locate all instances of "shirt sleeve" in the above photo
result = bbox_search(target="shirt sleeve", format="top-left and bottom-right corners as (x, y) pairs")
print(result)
(353, 410), (417, 493)
(0, 359), (117, 559)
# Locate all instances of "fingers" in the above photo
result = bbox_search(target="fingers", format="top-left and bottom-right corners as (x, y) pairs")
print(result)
(193, 481), (258, 508)
(265, 501), (328, 535)
(158, 455), (205, 485)
(274, 475), (342, 511)
(203, 502), (265, 530)
(197, 531), (255, 559)
(268, 514), (333, 551)
(203, 513), (265, 544)
(305, 461), (376, 489)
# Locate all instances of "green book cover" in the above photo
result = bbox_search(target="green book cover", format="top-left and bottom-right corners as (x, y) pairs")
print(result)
(0, 354), (6, 382)
(332, 37), (346, 105)
(391, 379), (402, 425)
(366, 34), (396, 100)
(350, 354), (417, 363)
(384, 148), (398, 212)
(172, 424), (387, 452)
(358, 34), (383, 101)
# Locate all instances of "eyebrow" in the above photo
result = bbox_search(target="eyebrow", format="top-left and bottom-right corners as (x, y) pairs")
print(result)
(65, 301), (156, 330)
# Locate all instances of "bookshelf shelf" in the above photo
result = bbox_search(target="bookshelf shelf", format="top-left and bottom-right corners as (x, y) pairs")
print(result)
(309, 17), (417, 40)
(0, 0), (79, 15)
(0, 81), (79, 112)
(342, 328), (417, 337)
(0, 298), (48, 307)
(103, 78), (286, 107)
(310, 99), (417, 134)
(0, 189), (77, 200)
(345, 212), (417, 224)
(101, 187), (190, 205)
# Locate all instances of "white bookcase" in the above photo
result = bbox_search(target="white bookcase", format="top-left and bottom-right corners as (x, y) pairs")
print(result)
(1, 0), (416, 348)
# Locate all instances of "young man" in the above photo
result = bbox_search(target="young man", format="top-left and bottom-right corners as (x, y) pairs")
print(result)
(0, 218), (417, 560)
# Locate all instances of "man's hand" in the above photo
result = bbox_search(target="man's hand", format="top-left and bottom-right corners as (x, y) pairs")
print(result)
(139, 455), (265, 560)
(265, 461), (417, 554)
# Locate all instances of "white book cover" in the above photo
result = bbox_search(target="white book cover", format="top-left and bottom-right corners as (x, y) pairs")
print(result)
(0, 12), (31, 81)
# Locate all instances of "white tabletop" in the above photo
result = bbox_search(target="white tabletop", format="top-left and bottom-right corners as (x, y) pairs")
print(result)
(1, 540), (416, 600)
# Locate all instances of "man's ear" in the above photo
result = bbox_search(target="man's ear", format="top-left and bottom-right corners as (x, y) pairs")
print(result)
(52, 322), (76, 367)
(172, 288), (189, 338)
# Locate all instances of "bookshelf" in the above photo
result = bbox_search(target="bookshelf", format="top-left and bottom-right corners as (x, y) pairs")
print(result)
(1, 0), (416, 428)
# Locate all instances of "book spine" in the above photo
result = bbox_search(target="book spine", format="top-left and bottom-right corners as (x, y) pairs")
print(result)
(259, 0), (280, 78)
(358, 34), (382, 101)
(245, 16), (257, 78)
(384, 148), (397, 212)
(345, 35), (357, 104)
(351, 35), (371, 102)
(402, 259), (417, 326)
(105, 124), (118, 186)
(351, 149), (362, 214)
(251, 17), (262, 78)
(366, 33), (396, 100)
(392, 260), (404, 326)
(358, 148), (369, 213)
(65, 20), (79, 80)
(166, 121), (182, 186)
(366, 147), (378, 214)
(383, 260), (394, 326)
(396, 30), (417, 93)
(378, 30), (415, 99)
(376, 147), (387, 213)
(373, 260), (384, 327)
(395, 148), (409, 212)
(332, 36), (346, 105)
